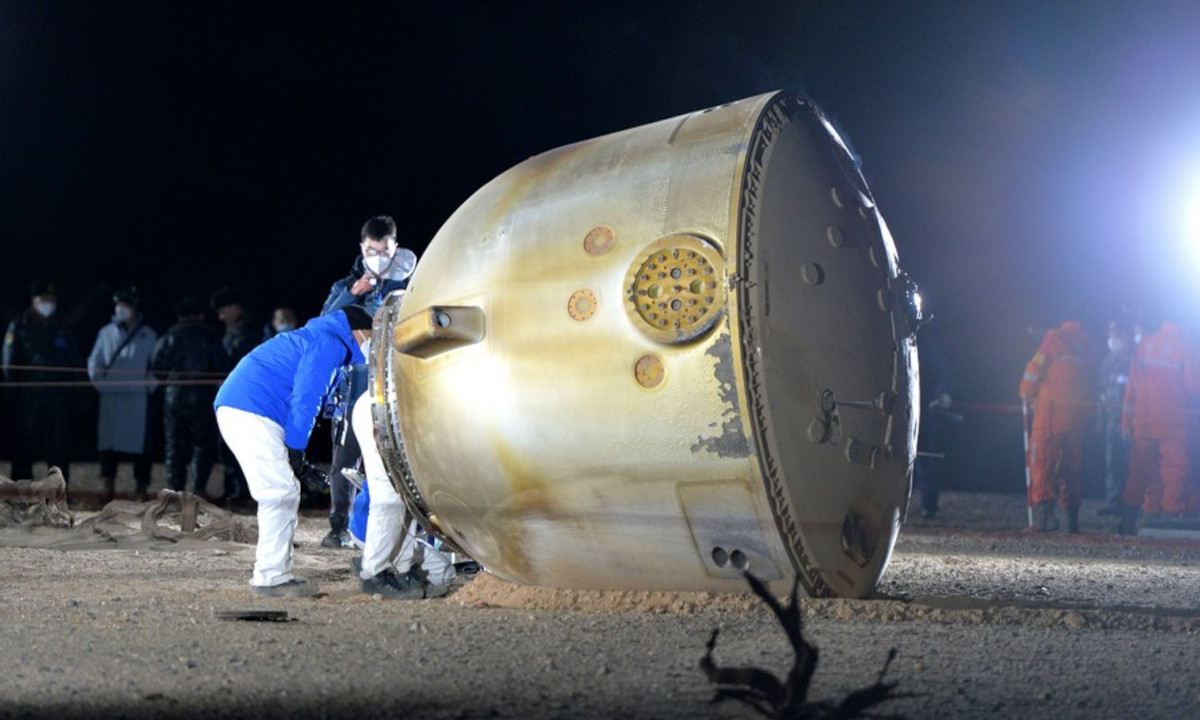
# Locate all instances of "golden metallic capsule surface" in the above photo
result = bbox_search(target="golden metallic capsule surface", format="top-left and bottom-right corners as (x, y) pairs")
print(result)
(373, 90), (920, 598)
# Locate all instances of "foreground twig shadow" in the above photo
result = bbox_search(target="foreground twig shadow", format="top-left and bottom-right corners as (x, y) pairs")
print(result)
(701, 572), (909, 719)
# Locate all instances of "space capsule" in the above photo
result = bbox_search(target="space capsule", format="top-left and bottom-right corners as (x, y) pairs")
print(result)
(368, 90), (921, 598)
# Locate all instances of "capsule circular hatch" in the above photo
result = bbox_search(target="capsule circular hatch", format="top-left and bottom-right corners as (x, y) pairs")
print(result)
(371, 90), (918, 598)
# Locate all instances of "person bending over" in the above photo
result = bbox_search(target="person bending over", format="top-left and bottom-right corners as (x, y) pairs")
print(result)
(213, 305), (373, 597)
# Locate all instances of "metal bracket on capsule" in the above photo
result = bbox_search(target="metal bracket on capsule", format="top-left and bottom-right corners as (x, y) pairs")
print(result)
(891, 271), (926, 338)
(830, 389), (896, 414)
(393, 306), (486, 359)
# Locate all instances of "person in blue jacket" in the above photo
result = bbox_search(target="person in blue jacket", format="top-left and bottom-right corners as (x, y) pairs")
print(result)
(214, 305), (373, 598)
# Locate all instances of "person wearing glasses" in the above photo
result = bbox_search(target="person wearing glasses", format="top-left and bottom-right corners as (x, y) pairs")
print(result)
(316, 215), (418, 549)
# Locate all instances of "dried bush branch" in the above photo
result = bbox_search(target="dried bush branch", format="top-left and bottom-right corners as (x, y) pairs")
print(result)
(701, 572), (910, 719)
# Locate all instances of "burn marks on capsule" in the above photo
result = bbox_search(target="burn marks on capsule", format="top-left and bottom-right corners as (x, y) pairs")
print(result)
(691, 332), (751, 458)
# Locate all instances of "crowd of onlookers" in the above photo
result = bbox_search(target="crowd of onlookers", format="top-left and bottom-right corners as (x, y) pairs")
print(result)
(3, 215), (456, 600)
(1, 277), (299, 509)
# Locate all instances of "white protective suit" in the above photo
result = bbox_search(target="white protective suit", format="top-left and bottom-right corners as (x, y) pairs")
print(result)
(215, 406), (300, 586)
(351, 390), (455, 586)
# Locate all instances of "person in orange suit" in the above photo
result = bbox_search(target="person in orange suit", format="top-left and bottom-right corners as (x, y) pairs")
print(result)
(1117, 318), (1200, 534)
(1019, 320), (1098, 532)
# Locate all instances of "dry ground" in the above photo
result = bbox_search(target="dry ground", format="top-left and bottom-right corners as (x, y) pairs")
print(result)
(1, 462), (1199, 719)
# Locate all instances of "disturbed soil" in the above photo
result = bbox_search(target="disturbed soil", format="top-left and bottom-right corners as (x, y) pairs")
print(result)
(2, 463), (1199, 719)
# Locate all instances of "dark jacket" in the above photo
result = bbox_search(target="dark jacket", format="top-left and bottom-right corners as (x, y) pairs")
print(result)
(152, 318), (229, 412)
(319, 254), (410, 422)
(2, 309), (82, 384)
(1097, 347), (1133, 430)
(222, 317), (263, 364)
(320, 255), (410, 318)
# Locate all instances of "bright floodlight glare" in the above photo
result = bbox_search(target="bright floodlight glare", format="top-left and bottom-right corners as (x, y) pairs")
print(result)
(1141, 135), (1200, 313)
(1168, 172), (1200, 299)
(1182, 185), (1200, 265)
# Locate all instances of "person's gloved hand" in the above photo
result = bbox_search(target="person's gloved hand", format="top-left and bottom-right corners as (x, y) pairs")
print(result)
(287, 448), (328, 493)
(287, 448), (306, 476)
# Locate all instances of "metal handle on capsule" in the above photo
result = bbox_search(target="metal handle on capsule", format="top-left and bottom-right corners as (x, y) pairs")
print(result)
(393, 306), (486, 359)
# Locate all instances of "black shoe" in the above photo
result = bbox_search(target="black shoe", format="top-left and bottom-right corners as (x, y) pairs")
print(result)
(252, 578), (317, 598)
(404, 567), (451, 598)
(361, 568), (424, 600)
(454, 560), (481, 575)
(321, 529), (353, 548)
(422, 581), (451, 598)
(321, 512), (353, 548)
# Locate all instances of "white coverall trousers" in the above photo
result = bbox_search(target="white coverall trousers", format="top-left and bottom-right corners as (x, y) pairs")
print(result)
(215, 406), (300, 588)
(351, 391), (454, 585)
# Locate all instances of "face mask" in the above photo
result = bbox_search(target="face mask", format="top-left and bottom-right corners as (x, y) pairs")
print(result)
(114, 306), (133, 323)
(1133, 333), (1142, 345)
(364, 254), (394, 276)
(359, 339), (371, 358)
(34, 300), (56, 318)
(275, 323), (295, 333)
(1108, 338), (1125, 354)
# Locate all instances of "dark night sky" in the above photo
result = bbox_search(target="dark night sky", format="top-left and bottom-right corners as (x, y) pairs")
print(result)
(4, 1), (1200, 487)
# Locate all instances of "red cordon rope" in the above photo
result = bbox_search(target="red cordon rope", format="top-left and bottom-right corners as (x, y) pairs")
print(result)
(951, 402), (1023, 415)
(0, 379), (222, 388)
(1, 364), (227, 377)
(953, 401), (1200, 418)
(0, 364), (225, 388)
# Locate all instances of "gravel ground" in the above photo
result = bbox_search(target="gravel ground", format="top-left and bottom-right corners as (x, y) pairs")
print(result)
(2, 462), (1200, 719)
